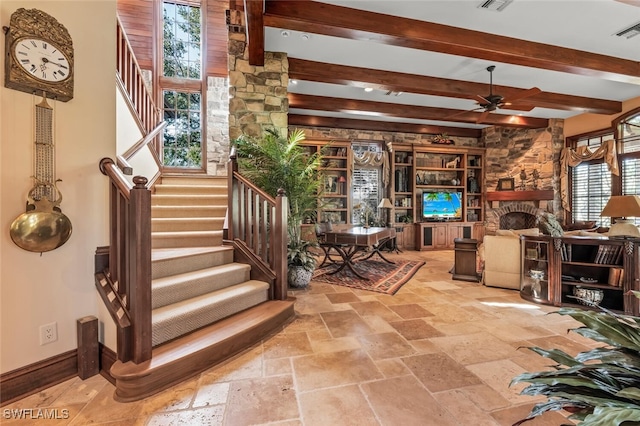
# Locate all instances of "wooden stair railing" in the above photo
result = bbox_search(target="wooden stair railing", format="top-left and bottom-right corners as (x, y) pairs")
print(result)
(228, 148), (288, 301)
(116, 16), (164, 178)
(97, 158), (152, 364)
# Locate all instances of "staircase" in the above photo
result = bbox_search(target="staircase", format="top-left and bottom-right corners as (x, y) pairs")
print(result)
(109, 175), (295, 402)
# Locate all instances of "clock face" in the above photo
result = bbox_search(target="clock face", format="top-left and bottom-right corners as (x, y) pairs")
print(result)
(12, 37), (71, 83)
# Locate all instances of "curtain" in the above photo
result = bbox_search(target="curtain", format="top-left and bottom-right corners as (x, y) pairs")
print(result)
(353, 150), (390, 188)
(560, 139), (619, 211)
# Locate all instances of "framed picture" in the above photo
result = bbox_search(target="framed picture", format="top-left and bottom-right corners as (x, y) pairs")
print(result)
(497, 178), (515, 191)
(324, 174), (339, 193)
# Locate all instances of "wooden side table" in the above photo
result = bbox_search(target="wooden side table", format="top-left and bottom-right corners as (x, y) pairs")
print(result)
(452, 238), (480, 282)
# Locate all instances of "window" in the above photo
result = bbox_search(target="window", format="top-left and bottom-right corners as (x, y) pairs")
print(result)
(619, 111), (640, 225)
(351, 142), (382, 225)
(569, 109), (640, 226)
(160, 1), (203, 168)
(571, 162), (611, 226)
(569, 132), (613, 226)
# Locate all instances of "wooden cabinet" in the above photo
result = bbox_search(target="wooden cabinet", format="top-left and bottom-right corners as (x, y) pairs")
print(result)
(521, 236), (640, 315)
(415, 222), (475, 250)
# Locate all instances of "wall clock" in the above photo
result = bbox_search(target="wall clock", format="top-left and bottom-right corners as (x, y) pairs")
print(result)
(3, 8), (74, 102)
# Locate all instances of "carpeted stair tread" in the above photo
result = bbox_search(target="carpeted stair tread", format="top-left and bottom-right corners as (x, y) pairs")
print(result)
(159, 176), (227, 186)
(152, 217), (224, 232)
(154, 184), (227, 195)
(152, 194), (227, 206)
(151, 280), (269, 346)
(152, 262), (251, 308)
(151, 230), (223, 248)
(151, 205), (226, 218)
(152, 246), (234, 279)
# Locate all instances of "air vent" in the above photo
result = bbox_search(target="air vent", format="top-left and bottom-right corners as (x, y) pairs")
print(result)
(615, 22), (640, 39)
(478, 0), (513, 11)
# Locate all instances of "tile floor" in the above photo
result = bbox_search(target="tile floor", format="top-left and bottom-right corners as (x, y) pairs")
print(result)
(4, 250), (595, 425)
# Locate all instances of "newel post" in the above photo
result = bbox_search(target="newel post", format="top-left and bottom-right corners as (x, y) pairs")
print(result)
(274, 188), (288, 300)
(129, 175), (152, 363)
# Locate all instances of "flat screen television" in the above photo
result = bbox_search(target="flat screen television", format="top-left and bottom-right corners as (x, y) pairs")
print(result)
(422, 191), (462, 220)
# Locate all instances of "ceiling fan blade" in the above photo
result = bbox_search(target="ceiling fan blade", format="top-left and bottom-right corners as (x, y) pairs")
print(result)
(500, 103), (535, 112)
(474, 95), (490, 105)
(476, 109), (491, 124)
(502, 87), (542, 105)
(443, 107), (483, 121)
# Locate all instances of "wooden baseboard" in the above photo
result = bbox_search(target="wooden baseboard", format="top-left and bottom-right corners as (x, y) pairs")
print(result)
(0, 343), (118, 406)
(99, 343), (117, 385)
(0, 350), (78, 406)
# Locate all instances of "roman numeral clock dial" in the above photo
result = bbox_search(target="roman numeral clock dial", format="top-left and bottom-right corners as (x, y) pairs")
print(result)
(15, 38), (70, 82)
(3, 8), (74, 102)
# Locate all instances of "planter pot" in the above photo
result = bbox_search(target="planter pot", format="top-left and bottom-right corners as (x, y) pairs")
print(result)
(288, 265), (313, 288)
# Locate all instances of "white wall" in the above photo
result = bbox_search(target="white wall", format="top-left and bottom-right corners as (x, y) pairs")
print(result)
(1, 0), (116, 373)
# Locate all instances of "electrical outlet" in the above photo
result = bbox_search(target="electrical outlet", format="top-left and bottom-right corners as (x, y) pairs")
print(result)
(39, 322), (58, 345)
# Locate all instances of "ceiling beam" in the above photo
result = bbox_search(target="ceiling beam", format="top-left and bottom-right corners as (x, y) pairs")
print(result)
(265, 1), (640, 84)
(288, 114), (482, 138)
(288, 58), (622, 115)
(244, 0), (264, 65)
(288, 93), (549, 129)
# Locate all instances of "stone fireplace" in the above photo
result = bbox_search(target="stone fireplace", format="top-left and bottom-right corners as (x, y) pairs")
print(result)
(485, 190), (556, 234)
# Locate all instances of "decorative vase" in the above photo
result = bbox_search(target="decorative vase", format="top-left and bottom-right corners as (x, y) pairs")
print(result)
(288, 266), (313, 288)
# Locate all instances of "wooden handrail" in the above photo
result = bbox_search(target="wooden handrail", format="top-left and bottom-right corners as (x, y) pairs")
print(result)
(97, 157), (152, 364)
(116, 17), (161, 136)
(228, 149), (288, 300)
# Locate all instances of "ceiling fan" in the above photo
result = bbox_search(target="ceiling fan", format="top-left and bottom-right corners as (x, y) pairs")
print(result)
(453, 65), (542, 123)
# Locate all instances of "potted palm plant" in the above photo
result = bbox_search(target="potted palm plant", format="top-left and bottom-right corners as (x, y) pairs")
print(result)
(233, 128), (323, 288)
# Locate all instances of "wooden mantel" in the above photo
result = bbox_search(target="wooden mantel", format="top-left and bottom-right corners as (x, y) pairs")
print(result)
(486, 190), (554, 202)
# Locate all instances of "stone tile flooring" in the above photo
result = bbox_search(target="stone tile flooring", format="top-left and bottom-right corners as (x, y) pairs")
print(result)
(4, 250), (594, 425)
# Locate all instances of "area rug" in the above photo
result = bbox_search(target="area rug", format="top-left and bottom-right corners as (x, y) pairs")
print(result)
(312, 259), (425, 295)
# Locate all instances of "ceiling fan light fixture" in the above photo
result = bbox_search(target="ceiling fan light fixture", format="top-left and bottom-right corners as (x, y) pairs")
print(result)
(478, 0), (513, 12)
(615, 22), (640, 39)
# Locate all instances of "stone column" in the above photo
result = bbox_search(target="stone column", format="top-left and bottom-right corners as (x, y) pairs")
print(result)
(227, 10), (288, 141)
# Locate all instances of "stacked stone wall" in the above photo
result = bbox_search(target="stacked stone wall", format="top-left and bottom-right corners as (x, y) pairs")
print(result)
(227, 10), (288, 141)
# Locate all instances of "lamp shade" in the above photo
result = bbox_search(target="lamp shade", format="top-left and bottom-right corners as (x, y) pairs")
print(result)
(600, 195), (640, 218)
(601, 195), (640, 237)
(378, 198), (393, 209)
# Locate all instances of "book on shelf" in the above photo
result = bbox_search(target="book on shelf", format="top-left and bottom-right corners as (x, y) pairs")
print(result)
(608, 267), (624, 287)
(594, 245), (621, 264)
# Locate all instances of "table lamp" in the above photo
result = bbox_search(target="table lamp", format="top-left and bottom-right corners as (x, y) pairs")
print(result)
(338, 175), (346, 195)
(600, 195), (640, 237)
(378, 198), (394, 227)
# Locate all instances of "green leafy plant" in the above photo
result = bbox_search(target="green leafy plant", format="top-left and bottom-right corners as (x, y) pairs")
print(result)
(510, 292), (640, 425)
(233, 128), (323, 273)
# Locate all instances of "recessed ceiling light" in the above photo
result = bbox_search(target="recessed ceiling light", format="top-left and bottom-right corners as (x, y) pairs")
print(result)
(289, 79), (298, 85)
(280, 30), (290, 38)
(301, 33), (310, 41)
(364, 87), (373, 92)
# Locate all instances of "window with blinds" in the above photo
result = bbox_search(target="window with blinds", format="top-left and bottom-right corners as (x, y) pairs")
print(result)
(572, 162), (612, 225)
(570, 133), (613, 226)
(351, 142), (382, 225)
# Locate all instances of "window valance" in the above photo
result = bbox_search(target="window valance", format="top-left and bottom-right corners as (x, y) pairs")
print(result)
(560, 139), (619, 211)
(353, 150), (390, 188)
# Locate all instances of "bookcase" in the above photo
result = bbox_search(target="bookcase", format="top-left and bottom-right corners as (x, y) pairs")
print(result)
(390, 144), (485, 250)
(520, 236), (640, 315)
(301, 140), (351, 225)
